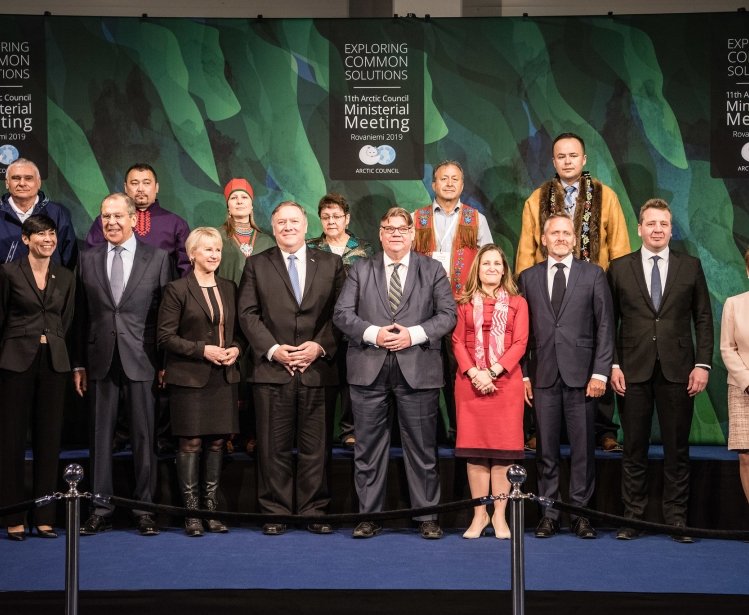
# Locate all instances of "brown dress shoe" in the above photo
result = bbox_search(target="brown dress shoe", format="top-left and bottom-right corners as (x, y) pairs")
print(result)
(600, 436), (623, 452)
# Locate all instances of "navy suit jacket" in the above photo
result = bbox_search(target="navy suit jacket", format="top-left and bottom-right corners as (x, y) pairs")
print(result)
(518, 257), (614, 389)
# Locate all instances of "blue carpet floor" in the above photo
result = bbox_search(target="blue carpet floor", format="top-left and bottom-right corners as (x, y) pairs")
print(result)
(1, 527), (746, 594)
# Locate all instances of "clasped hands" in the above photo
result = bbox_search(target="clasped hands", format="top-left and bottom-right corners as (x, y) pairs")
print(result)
(467, 366), (502, 396)
(376, 323), (412, 352)
(203, 344), (240, 366)
(272, 341), (323, 375)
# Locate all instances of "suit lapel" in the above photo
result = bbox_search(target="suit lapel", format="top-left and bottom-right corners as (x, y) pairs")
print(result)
(269, 247), (298, 305)
(119, 242), (149, 305)
(629, 250), (657, 314)
(370, 253), (390, 314)
(19, 258), (44, 304)
(537, 261), (556, 318)
(303, 250), (318, 307)
(187, 273), (212, 320)
(94, 245), (115, 306)
(659, 250), (680, 309)
(557, 258), (582, 318)
(394, 251), (418, 317)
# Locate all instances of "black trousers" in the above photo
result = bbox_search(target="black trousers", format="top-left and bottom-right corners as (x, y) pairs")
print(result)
(619, 360), (693, 525)
(0, 345), (67, 527)
(253, 375), (335, 516)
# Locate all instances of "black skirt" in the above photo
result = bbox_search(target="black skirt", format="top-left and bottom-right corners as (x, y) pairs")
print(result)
(168, 366), (239, 436)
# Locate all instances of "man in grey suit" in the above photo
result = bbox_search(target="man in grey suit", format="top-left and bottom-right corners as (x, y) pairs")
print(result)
(518, 213), (614, 539)
(73, 193), (171, 536)
(333, 206), (456, 539)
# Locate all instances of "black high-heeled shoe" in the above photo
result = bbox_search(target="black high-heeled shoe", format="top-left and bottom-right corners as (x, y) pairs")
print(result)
(35, 526), (58, 539)
(7, 528), (25, 541)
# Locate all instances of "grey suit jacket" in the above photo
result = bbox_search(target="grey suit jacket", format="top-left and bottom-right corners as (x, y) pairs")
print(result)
(74, 240), (172, 382)
(333, 250), (456, 389)
(518, 258), (614, 389)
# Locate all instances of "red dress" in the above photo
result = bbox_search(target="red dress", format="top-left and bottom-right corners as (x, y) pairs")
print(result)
(452, 295), (529, 459)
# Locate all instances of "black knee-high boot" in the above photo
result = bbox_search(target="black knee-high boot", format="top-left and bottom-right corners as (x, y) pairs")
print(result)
(202, 450), (228, 533)
(176, 452), (204, 537)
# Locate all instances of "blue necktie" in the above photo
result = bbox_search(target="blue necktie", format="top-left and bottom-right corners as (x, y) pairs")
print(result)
(288, 254), (302, 305)
(650, 255), (662, 311)
(564, 186), (576, 215)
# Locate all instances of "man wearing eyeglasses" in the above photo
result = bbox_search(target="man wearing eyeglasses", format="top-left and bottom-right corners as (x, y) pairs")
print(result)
(333, 207), (456, 540)
(412, 160), (493, 443)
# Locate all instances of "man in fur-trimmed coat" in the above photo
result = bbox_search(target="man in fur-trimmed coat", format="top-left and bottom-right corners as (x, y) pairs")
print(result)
(516, 132), (630, 453)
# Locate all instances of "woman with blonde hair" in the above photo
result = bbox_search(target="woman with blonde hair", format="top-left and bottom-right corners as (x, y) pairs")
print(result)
(158, 227), (245, 536)
(452, 244), (529, 539)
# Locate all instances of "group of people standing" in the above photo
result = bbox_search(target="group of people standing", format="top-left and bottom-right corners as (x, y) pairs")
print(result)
(0, 131), (746, 544)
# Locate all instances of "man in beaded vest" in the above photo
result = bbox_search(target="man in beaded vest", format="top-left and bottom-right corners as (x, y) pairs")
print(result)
(413, 160), (493, 442)
(516, 133), (630, 453)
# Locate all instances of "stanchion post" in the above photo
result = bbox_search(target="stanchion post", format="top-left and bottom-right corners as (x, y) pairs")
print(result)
(507, 464), (527, 615)
(63, 463), (84, 615)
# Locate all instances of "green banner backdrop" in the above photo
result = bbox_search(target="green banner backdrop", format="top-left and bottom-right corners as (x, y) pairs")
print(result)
(2, 12), (748, 444)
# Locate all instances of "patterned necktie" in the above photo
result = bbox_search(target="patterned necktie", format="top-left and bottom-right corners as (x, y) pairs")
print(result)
(650, 255), (662, 311)
(564, 185), (576, 215)
(288, 254), (302, 304)
(389, 263), (402, 314)
(110, 245), (125, 304)
(551, 262), (566, 316)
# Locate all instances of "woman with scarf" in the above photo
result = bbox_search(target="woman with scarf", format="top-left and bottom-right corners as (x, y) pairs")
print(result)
(452, 244), (528, 539)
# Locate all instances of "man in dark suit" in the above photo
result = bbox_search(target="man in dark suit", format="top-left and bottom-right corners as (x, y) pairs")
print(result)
(238, 201), (344, 536)
(608, 198), (713, 543)
(73, 193), (171, 536)
(333, 207), (456, 540)
(518, 213), (614, 539)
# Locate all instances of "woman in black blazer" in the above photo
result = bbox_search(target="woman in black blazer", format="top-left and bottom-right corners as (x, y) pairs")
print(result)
(157, 227), (244, 536)
(0, 214), (75, 540)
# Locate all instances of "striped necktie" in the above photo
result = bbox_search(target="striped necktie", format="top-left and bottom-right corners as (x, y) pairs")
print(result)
(389, 263), (402, 314)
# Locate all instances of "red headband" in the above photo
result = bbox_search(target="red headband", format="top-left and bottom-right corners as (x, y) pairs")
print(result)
(223, 178), (254, 202)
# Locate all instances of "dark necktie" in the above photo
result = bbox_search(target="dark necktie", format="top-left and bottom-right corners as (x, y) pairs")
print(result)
(110, 245), (125, 304)
(650, 255), (662, 311)
(288, 254), (302, 305)
(389, 263), (402, 314)
(551, 262), (566, 316)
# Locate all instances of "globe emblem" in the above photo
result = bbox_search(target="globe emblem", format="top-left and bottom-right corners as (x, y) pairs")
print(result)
(0, 144), (19, 166)
(377, 145), (396, 165)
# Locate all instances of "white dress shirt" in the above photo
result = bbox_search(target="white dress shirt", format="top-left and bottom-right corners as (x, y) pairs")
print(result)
(362, 251), (428, 347)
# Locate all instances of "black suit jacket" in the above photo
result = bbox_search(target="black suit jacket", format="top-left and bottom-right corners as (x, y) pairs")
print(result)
(74, 240), (172, 381)
(0, 258), (75, 372)
(518, 258), (614, 388)
(157, 273), (245, 387)
(607, 249), (713, 384)
(237, 246), (345, 386)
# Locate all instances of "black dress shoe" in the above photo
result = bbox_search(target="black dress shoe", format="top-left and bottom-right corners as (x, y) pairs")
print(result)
(35, 527), (59, 539)
(616, 527), (643, 540)
(572, 517), (598, 539)
(534, 517), (559, 538)
(80, 514), (112, 535)
(136, 515), (159, 536)
(7, 528), (25, 541)
(670, 523), (694, 543)
(307, 522), (333, 534)
(418, 520), (443, 540)
(262, 523), (286, 536)
(352, 521), (382, 539)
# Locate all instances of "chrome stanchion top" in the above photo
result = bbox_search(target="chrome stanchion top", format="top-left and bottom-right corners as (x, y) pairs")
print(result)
(63, 463), (85, 498)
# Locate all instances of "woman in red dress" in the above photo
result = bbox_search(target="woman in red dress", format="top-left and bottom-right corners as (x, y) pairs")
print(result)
(453, 244), (529, 539)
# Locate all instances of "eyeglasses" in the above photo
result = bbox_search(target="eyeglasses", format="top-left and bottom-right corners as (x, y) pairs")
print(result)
(320, 214), (346, 222)
(380, 225), (412, 236)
